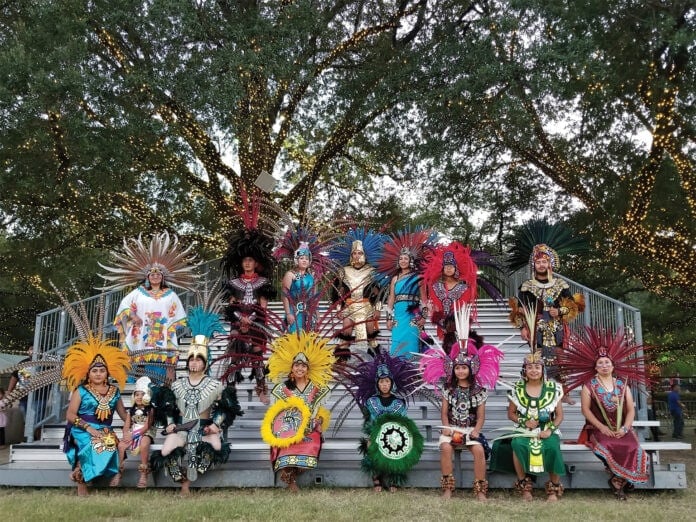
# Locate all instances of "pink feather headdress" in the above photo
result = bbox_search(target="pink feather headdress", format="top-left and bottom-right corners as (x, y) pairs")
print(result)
(419, 303), (502, 390)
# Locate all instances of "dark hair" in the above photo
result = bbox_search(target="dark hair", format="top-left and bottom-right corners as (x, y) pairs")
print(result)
(448, 362), (473, 391)
(187, 355), (206, 370)
(442, 332), (457, 354)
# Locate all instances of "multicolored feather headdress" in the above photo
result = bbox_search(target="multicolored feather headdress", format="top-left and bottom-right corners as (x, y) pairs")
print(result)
(557, 327), (650, 392)
(98, 231), (200, 291)
(349, 351), (420, 408)
(329, 226), (387, 268)
(273, 225), (339, 282)
(374, 227), (438, 280)
(419, 303), (502, 390)
(267, 331), (336, 389)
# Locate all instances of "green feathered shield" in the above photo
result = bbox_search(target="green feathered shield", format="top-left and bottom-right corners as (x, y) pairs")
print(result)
(367, 413), (424, 475)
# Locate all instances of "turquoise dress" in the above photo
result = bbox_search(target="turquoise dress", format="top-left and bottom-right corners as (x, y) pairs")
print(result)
(64, 385), (121, 482)
(286, 272), (316, 333)
(390, 273), (422, 359)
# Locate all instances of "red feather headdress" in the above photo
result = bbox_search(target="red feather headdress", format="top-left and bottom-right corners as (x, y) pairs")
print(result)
(557, 327), (650, 392)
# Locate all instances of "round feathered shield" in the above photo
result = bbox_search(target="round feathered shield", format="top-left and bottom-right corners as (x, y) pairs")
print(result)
(260, 396), (311, 449)
(367, 413), (424, 475)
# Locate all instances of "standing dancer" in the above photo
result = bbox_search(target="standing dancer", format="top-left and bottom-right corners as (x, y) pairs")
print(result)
(422, 242), (478, 340)
(221, 190), (276, 404)
(331, 228), (387, 359)
(281, 242), (316, 333)
(508, 243), (583, 404)
(274, 225), (337, 334)
(100, 232), (198, 383)
(375, 228), (436, 359)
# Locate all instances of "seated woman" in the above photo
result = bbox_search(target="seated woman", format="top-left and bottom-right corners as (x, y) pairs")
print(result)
(62, 336), (130, 496)
(490, 352), (565, 502)
(559, 327), (650, 500)
(262, 331), (335, 491)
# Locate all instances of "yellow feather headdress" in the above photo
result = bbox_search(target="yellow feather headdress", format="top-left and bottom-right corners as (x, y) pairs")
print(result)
(62, 335), (131, 391)
(268, 331), (336, 389)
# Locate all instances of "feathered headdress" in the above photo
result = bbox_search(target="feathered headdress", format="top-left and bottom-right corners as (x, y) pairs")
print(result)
(349, 352), (420, 408)
(557, 327), (650, 392)
(329, 226), (387, 268)
(0, 358), (63, 410)
(267, 331), (336, 389)
(98, 231), (200, 291)
(62, 335), (131, 392)
(273, 225), (339, 282)
(221, 187), (276, 278)
(374, 227), (438, 280)
(186, 282), (226, 367)
(506, 219), (589, 274)
(423, 241), (478, 301)
(419, 303), (502, 390)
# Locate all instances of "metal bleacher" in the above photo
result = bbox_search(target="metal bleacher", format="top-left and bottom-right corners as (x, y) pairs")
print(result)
(0, 297), (690, 490)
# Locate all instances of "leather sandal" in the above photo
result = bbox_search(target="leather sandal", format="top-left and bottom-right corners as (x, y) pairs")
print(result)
(608, 476), (627, 500)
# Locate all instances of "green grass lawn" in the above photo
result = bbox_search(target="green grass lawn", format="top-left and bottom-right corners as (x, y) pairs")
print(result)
(1, 474), (693, 521)
(1, 440), (694, 521)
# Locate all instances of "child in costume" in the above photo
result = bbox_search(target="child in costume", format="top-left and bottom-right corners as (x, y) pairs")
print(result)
(261, 331), (335, 491)
(113, 376), (155, 488)
(351, 352), (422, 492)
(420, 303), (501, 501)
